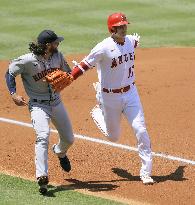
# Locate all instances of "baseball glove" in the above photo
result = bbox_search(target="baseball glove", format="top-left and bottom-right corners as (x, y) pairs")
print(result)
(45, 69), (74, 92)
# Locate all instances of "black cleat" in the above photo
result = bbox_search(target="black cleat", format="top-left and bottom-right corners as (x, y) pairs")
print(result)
(39, 185), (48, 195)
(59, 155), (71, 172)
(53, 144), (71, 172)
(37, 176), (49, 195)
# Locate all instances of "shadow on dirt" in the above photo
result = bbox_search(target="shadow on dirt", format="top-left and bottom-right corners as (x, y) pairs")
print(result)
(44, 178), (119, 197)
(112, 165), (188, 183)
(43, 165), (187, 197)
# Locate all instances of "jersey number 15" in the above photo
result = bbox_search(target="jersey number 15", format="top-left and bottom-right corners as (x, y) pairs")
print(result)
(128, 65), (134, 78)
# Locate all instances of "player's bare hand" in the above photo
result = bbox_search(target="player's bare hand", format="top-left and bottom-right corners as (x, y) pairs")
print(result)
(11, 93), (28, 106)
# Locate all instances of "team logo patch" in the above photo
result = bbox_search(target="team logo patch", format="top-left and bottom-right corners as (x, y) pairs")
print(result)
(121, 15), (127, 21)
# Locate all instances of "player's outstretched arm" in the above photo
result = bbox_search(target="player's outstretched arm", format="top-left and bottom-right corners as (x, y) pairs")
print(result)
(71, 61), (91, 80)
(44, 61), (89, 92)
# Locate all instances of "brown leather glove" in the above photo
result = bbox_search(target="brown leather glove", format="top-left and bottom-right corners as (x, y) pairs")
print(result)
(45, 69), (74, 92)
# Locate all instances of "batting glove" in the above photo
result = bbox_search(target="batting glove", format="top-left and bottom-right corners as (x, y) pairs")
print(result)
(132, 33), (140, 48)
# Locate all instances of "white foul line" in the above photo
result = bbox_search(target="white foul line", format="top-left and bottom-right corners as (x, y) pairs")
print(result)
(0, 117), (195, 166)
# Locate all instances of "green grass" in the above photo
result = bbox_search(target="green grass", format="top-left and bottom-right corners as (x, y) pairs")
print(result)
(0, 0), (195, 59)
(0, 173), (125, 205)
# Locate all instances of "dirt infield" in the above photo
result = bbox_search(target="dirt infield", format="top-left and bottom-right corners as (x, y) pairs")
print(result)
(0, 48), (195, 205)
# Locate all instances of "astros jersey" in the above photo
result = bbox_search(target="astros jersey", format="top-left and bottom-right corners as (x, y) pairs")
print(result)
(83, 35), (136, 89)
(8, 51), (71, 100)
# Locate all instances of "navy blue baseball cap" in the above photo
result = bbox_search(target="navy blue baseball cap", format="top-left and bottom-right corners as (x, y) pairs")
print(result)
(37, 30), (64, 44)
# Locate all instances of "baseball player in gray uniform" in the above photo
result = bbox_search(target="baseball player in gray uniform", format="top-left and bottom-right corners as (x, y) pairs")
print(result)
(5, 30), (74, 194)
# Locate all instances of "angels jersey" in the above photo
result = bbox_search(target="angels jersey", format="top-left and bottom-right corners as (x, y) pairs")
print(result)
(83, 35), (136, 90)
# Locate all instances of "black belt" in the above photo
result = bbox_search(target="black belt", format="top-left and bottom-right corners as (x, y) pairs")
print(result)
(102, 82), (135, 94)
(32, 99), (51, 103)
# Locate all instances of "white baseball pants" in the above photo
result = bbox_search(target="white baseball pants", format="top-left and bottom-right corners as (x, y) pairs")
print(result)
(97, 85), (152, 177)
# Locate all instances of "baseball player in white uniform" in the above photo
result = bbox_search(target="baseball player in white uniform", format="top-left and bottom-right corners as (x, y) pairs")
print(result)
(5, 30), (75, 194)
(70, 13), (154, 185)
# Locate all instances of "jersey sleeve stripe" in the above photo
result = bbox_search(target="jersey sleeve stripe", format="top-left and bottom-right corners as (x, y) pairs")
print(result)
(83, 60), (93, 68)
(71, 62), (90, 80)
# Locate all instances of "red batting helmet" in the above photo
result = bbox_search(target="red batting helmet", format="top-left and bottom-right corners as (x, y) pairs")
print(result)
(107, 12), (130, 33)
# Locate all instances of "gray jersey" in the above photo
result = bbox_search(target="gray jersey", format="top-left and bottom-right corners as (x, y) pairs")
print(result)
(8, 51), (71, 100)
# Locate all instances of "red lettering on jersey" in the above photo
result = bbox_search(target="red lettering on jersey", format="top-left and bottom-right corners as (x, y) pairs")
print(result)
(124, 54), (128, 62)
(111, 58), (117, 68)
(118, 55), (123, 64)
(111, 52), (135, 69)
(131, 65), (134, 77)
(128, 65), (134, 78)
(129, 52), (134, 60)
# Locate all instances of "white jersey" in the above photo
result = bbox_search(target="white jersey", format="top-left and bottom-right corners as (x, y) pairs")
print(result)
(86, 34), (153, 178)
(83, 35), (136, 89)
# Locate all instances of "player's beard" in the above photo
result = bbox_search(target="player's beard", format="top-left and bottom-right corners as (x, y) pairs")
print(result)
(49, 47), (58, 54)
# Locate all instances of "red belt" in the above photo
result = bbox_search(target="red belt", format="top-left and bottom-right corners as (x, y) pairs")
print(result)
(103, 82), (135, 94)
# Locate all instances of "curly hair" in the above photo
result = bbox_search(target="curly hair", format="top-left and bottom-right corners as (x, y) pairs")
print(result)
(29, 42), (47, 56)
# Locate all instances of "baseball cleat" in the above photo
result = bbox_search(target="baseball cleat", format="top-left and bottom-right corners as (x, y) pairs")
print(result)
(140, 175), (155, 185)
(59, 155), (71, 172)
(39, 185), (48, 195)
(37, 176), (49, 194)
(52, 144), (71, 172)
